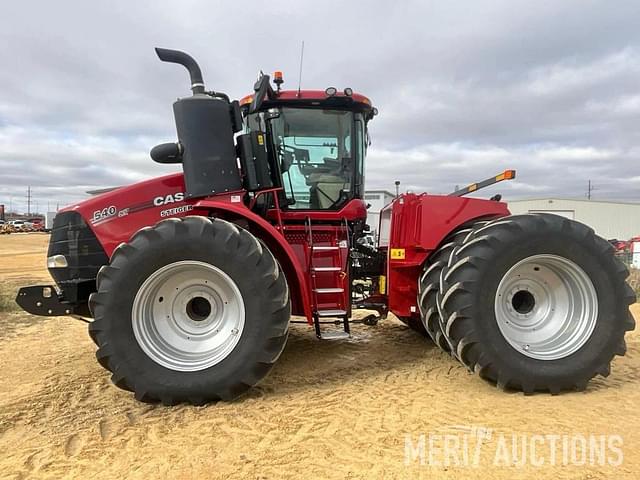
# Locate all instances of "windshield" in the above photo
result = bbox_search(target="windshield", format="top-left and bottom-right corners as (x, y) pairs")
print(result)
(247, 107), (365, 209)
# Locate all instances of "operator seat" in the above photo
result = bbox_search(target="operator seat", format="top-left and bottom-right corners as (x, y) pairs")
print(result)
(307, 157), (350, 209)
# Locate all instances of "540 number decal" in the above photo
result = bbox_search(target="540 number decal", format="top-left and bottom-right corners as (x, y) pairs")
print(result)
(92, 206), (117, 222)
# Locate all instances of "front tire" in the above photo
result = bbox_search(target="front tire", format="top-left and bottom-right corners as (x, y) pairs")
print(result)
(437, 214), (635, 394)
(88, 216), (290, 404)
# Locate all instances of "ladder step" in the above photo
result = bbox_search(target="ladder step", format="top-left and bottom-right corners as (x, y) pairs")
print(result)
(319, 331), (350, 340)
(314, 288), (344, 294)
(312, 246), (339, 251)
(312, 266), (341, 272)
(316, 309), (347, 317)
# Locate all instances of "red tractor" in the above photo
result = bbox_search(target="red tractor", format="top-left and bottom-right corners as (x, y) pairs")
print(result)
(17, 49), (635, 404)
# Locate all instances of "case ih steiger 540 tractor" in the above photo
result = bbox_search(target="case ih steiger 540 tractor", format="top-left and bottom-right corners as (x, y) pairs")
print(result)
(17, 49), (635, 404)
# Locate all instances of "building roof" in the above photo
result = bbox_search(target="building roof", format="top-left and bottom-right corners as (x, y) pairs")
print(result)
(508, 197), (640, 206)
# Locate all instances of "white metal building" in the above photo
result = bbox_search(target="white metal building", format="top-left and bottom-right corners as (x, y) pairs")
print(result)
(364, 190), (395, 238)
(507, 198), (640, 241)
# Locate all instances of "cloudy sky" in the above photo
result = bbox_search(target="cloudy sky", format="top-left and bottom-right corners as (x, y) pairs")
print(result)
(2, 0), (640, 213)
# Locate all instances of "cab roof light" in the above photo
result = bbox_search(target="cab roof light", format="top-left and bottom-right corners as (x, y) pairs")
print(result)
(273, 71), (284, 92)
(325, 87), (337, 96)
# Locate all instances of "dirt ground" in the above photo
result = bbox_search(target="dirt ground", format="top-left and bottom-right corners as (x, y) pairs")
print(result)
(0, 234), (638, 479)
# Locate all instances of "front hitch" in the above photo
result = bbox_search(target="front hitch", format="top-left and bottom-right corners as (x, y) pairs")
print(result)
(16, 285), (78, 317)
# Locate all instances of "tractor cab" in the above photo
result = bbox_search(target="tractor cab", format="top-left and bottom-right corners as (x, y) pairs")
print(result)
(148, 49), (376, 224)
(239, 84), (376, 212)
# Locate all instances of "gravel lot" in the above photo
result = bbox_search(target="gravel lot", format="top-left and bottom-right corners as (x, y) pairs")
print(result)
(1, 234), (638, 479)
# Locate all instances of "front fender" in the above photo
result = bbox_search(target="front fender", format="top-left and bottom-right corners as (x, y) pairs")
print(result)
(194, 199), (313, 322)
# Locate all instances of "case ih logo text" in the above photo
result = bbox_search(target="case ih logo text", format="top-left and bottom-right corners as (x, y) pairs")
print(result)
(153, 192), (185, 206)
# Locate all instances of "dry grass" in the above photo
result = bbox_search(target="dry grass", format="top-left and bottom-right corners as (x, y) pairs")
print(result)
(0, 282), (19, 313)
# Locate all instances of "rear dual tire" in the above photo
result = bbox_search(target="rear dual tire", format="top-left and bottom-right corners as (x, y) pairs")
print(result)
(89, 216), (290, 405)
(417, 224), (487, 351)
(432, 214), (635, 393)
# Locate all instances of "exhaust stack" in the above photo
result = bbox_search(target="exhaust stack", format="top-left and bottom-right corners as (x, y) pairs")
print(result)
(155, 48), (205, 95)
(154, 47), (242, 198)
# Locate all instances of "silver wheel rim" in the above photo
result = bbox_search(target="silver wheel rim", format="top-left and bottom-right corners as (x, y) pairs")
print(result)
(494, 254), (598, 361)
(132, 260), (245, 372)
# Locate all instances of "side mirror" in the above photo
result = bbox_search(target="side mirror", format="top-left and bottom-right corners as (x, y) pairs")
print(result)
(250, 74), (276, 113)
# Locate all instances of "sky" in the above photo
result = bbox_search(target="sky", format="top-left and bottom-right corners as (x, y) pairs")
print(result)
(1, 0), (640, 213)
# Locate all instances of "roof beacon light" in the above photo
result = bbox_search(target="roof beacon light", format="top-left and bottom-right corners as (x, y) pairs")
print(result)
(343, 87), (353, 96)
(325, 87), (337, 96)
(273, 71), (284, 91)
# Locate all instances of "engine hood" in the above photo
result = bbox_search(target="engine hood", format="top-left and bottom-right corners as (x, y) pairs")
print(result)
(62, 173), (195, 256)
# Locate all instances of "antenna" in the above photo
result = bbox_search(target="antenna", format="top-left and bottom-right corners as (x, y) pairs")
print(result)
(297, 40), (305, 97)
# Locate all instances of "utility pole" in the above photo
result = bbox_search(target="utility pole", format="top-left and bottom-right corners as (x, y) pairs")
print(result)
(26, 186), (32, 215)
(587, 180), (593, 200)
(395, 180), (400, 198)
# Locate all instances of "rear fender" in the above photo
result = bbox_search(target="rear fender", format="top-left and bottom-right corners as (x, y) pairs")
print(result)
(194, 199), (313, 322)
(386, 193), (510, 318)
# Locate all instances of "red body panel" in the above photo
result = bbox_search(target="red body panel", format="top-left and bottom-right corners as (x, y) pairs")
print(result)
(62, 172), (313, 321)
(382, 193), (510, 318)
